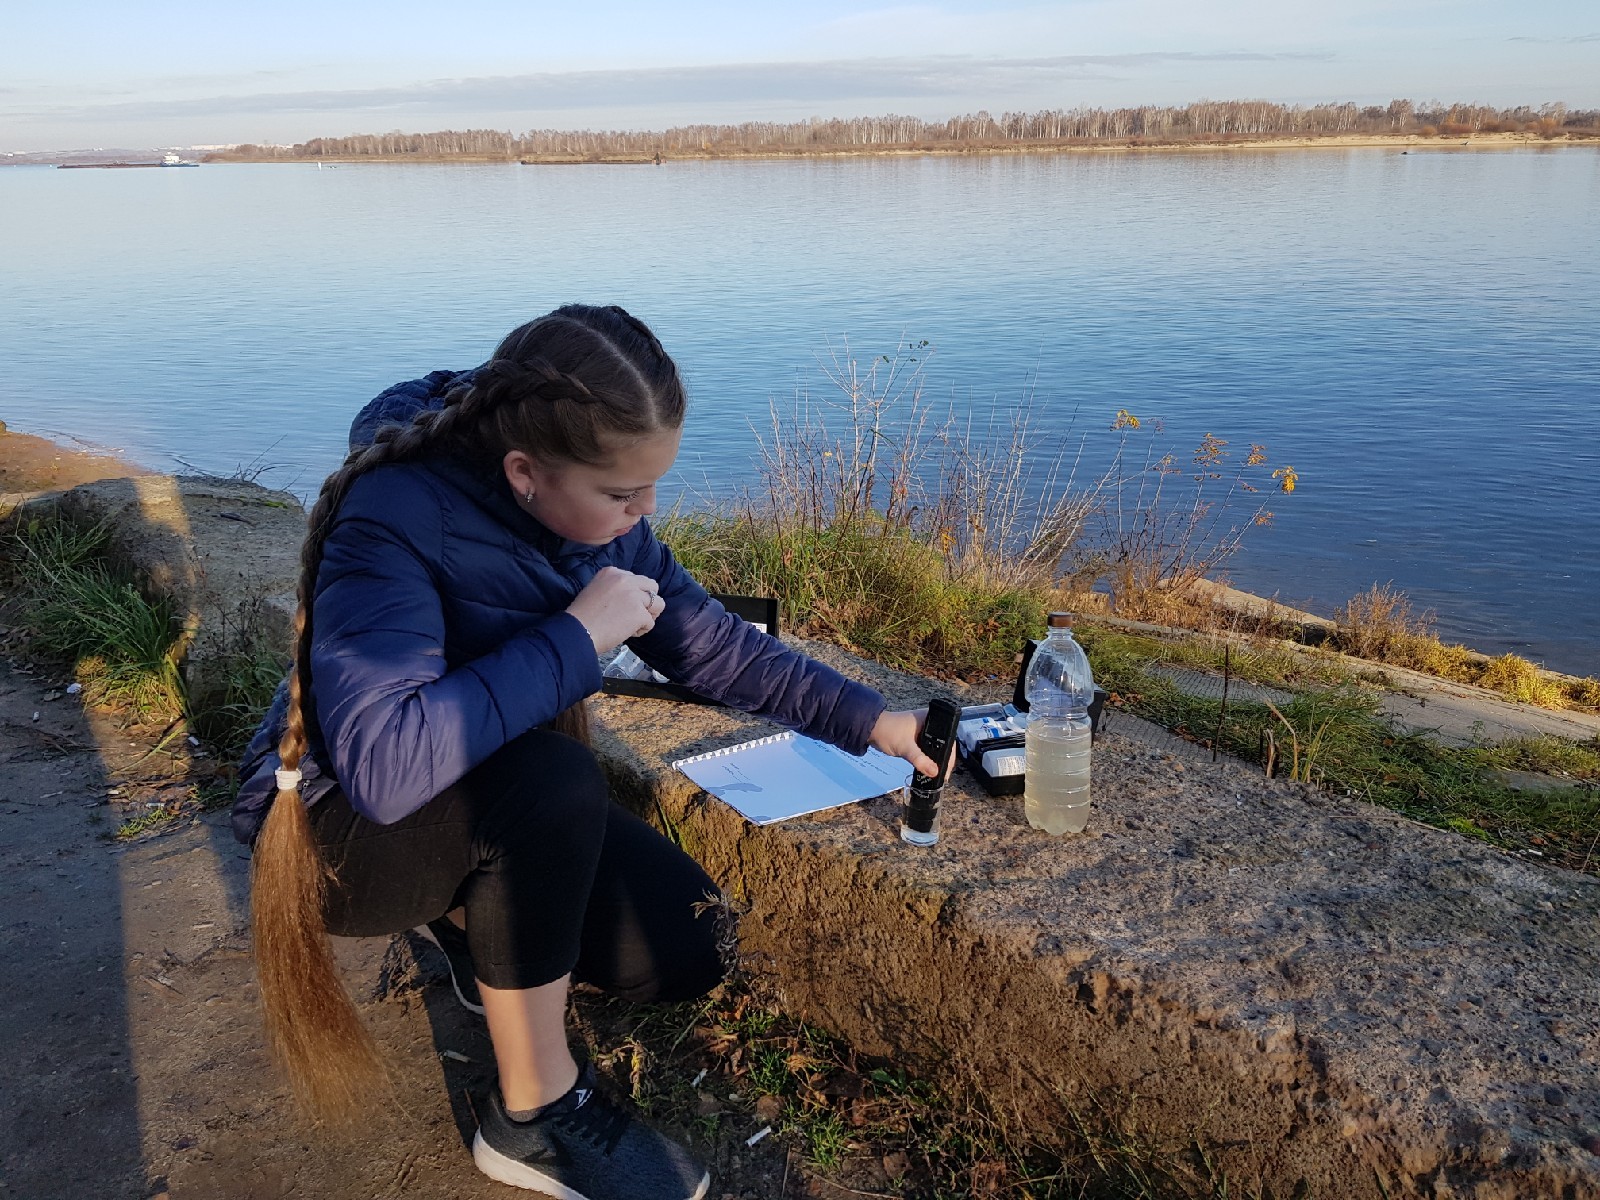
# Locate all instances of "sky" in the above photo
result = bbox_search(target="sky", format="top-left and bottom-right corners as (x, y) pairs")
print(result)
(3, 1), (1597, 152)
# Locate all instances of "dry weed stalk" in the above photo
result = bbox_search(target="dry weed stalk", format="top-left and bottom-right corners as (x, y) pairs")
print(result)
(1083, 413), (1295, 621)
(1262, 699), (1333, 784)
(752, 339), (1101, 592)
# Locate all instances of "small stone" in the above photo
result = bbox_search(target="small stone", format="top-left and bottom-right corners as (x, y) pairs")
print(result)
(693, 1090), (724, 1117)
(882, 1150), (910, 1178)
(754, 1093), (784, 1122)
(1544, 1086), (1566, 1106)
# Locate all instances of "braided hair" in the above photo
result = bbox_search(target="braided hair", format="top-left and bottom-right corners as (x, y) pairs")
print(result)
(252, 304), (684, 1122)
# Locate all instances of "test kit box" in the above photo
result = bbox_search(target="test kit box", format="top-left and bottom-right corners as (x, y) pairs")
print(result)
(955, 704), (1029, 795)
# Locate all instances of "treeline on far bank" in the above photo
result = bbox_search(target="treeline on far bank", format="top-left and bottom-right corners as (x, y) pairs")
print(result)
(208, 98), (1599, 161)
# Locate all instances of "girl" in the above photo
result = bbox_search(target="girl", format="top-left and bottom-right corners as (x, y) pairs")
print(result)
(232, 304), (940, 1200)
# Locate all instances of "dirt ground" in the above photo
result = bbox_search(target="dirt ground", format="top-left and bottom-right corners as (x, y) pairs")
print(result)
(0, 648), (886, 1200)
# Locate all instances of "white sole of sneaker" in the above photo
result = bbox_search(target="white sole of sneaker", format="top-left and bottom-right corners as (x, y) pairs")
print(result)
(412, 923), (487, 1016)
(471, 1132), (710, 1200)
(472, 1130), (583, 1198)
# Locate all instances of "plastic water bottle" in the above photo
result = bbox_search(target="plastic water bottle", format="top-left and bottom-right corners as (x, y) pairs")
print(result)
(1022, 613), (1095, 835)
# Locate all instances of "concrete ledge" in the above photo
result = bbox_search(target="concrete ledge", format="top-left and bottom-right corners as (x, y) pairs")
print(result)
(24, 475), (1599, 1199)
(593, 672), (1599, 1200)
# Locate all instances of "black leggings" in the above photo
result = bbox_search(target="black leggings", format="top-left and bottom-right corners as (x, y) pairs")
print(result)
(308, 729), (725, 1001)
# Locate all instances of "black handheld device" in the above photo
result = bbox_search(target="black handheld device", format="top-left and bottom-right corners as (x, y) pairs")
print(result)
(900, 696), (962, 846)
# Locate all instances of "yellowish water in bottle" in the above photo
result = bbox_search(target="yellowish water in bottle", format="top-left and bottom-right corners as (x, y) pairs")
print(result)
(1024, 719), (1092, 835)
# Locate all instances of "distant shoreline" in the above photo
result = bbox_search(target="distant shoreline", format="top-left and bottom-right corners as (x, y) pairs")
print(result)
(203, 130), (1593, 166)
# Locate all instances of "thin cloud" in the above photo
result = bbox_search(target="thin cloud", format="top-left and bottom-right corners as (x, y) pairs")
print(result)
(10, 53), (1335, 123)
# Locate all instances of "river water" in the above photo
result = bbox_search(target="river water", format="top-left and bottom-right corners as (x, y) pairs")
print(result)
(3, 149), (1597, 673)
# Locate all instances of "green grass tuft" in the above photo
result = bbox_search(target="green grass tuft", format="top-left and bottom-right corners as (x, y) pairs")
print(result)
(7, 513), (185, 721)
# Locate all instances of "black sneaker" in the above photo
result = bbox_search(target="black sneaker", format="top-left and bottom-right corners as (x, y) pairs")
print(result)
(414, 917), (485, 1016)
(473, 1063), (710, 1200)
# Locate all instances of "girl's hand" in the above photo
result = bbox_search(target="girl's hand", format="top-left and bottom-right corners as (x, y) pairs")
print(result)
(567, 566), (666, 655)
(870, 708), (942, 779)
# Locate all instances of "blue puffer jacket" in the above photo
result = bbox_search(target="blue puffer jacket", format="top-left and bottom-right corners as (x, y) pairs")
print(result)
(230, 371), (887, 843)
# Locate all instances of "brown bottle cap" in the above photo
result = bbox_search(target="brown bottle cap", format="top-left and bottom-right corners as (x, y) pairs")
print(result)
(1047, 612), (1074, 629)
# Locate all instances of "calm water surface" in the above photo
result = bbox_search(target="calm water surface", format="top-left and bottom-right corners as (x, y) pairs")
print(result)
(3, 150), (1597, 673)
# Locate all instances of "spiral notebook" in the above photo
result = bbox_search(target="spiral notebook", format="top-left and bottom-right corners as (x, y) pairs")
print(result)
(673, 731), (913, 825)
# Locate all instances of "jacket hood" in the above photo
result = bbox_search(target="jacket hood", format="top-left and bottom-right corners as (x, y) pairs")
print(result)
(347, 368), (471, 450)
(346, 366), (606, 573)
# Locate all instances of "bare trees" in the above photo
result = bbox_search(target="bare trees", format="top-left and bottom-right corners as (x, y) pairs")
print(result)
(208, 100), (1598, 162)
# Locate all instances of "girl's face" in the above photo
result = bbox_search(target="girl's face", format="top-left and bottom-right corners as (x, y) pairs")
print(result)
(504, 427), (682, 546)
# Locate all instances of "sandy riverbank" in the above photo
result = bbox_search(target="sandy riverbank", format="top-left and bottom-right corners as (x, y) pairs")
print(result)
(0, 424), (151, 494)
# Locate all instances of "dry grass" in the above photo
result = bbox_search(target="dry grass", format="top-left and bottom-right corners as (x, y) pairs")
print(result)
(1330, 584), (1595, 711)
(1331, 583), (1438, 663)
(665, 345), (1299, 683)
(661, 341), (1095, 679)
(1070, 418), (1296, 623)
(662, 352), (1592, 713)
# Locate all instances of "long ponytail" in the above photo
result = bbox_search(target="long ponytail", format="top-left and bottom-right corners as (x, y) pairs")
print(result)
(250, 304), (680, 1123)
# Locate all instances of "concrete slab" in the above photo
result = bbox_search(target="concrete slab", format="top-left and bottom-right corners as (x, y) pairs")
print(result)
(593, 653), (1600, 1200)
(1374, 676), (1600, 748)
(1146, 663), (1298, 709)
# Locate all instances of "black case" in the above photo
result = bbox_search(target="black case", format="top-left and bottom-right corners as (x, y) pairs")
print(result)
(599, 594), (780, 706)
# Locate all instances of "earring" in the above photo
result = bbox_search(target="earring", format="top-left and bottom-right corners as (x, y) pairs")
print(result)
(523, 490), (534, 503)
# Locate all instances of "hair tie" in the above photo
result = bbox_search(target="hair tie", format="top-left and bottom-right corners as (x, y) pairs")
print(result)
(275, 766), (304, 791)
